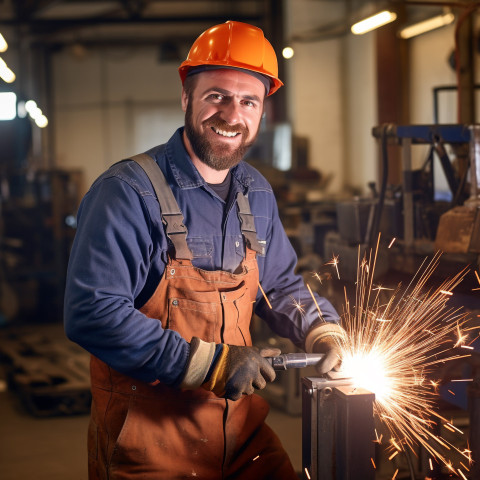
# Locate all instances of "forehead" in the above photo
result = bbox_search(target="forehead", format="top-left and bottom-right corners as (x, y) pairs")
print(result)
(192, 69), (266, 99)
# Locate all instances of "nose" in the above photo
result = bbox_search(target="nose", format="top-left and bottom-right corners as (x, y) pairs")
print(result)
(220, 100), (242, 125)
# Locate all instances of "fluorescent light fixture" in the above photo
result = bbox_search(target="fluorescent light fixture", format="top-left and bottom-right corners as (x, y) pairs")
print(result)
(0, 92), (17, 120)
(351, 10), (397, 35)
(0, 33), (7, 53)
(399, 12), (455, 39)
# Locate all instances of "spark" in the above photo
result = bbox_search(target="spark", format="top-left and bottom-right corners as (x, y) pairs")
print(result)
(388, 451), (399, 461)
(454, 323), (468, 347)
(252, 455), (259, 461)
(312, 271), (323, 284)
(304, 467), (311, 480)
(370, 457), (376, 469)
(392, 469), (398, 479)
(326, 254), (340, 279)
(475, 270), (480, 286)
(258, 282), (272, 309)
(306, 283), (324, 320)
(388, 237), (396, 248)
(290, 295), (305, 315)
(429, 458), (433, 470)
(338, 243), (472, 474)
(459, 470), (468, 480)
(451, 378), (473, 382)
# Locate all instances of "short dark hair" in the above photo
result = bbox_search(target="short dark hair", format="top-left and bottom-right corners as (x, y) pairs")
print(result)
(183, 74), (199, 98)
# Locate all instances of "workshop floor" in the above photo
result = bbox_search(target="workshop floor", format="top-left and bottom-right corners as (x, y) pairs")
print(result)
(0, 386), (302, 480)
(0, 323), (303, 480)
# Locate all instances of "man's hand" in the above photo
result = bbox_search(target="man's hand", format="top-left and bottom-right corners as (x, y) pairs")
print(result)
(305, 322), (347, 375)
(311, 335), (343, 374)
(204, 345), (281, 401)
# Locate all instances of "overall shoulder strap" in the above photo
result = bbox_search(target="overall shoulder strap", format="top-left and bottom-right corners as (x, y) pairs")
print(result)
(130, 153), (193, 260)
(236, 192), (265, 256)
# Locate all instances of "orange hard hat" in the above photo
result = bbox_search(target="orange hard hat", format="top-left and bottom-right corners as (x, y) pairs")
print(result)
(179, 20), (283, 96)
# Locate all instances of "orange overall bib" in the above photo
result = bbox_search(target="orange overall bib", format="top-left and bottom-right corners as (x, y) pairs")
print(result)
(87, 155), (297, 479)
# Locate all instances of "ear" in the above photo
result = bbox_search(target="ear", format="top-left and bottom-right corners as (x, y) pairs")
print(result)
(181, 88), (188, 112)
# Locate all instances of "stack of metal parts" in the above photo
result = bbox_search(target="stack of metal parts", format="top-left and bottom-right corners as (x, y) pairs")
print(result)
(0, 328), (91, 416)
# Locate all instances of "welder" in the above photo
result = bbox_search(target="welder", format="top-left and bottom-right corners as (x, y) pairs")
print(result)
(64, 20), (347, 479)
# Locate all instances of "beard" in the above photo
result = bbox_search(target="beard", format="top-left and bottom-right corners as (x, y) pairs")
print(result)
(184, 104), (259, 171)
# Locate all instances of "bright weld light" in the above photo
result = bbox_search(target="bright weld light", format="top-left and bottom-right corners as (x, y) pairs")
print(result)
(342, 351), (391, 401)
(351, 11), (397, 35)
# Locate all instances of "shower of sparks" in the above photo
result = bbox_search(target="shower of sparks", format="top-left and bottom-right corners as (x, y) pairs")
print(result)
(326, 254), (340, 279)
(336, 237), (477, 476)
(258, 282), (272, 309)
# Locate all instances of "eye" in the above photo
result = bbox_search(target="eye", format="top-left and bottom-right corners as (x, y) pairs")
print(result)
(207, 93), (225, 102)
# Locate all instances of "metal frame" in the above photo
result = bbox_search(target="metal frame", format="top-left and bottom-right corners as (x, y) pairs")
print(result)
(302, 376), (376, 480)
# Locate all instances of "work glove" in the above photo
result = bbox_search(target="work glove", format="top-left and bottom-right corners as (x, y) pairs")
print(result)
(203, 344), (281, 401)
(304, 322), (347, 375)
(179, 337), (280, 401)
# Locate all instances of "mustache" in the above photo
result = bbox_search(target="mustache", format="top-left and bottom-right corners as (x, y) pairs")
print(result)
(203, 113), (248, 136)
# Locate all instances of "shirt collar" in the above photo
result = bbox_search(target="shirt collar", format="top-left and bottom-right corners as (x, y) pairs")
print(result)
(165, 127), (254, 190)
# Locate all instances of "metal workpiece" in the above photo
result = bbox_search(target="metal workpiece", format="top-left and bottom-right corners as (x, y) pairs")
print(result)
(267, 353), (325, 370)
(302, 376), (376, 480)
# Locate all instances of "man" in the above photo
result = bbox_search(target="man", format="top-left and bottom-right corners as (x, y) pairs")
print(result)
(64, 20), (345, 479)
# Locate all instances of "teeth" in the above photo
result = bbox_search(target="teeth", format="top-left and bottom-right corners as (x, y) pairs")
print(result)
(213, 127), (238, 137)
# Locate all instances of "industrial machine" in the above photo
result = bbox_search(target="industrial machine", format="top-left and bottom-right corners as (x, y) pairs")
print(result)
(328, 124), (480, 281)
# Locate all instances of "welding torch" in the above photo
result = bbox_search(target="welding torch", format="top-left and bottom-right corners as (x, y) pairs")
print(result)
(266, 353), (325, 370)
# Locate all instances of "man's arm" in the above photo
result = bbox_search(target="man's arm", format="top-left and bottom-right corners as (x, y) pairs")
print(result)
(64, 172), (189, 385)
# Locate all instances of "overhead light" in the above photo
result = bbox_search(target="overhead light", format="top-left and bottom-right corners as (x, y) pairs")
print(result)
(24, 99), (49, 127)
(0, 33), (7, 53)
(0, 57), (15, 83)
(399, 11), (455, 39)
(35, 115), (48, 128)
(282, 47), (294, 59)
(0, 92), (17, 120)
(351, 10), (397, 35)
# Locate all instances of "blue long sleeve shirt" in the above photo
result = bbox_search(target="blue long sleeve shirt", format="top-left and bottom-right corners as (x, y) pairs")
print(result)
(64, 127), (339, 385)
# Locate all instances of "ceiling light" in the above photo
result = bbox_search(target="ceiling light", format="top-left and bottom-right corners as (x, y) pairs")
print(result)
(0, 33), (7, 53)
(0, 92), (16, 120)
(351, 10), (397, 35)
(282, 47), (294, 59)
(0, 57), (15, 83)
(399, 12), (455, 39)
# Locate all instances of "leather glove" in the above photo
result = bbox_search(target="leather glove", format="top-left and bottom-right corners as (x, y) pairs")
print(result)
(179, 337), (280, 401)
(305, 322), (347, 375)
(204, 345), (281, 401)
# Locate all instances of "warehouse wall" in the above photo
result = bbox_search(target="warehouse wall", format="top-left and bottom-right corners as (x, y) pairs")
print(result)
(51, 2), (479, 197)
(53, 47), (184, 191)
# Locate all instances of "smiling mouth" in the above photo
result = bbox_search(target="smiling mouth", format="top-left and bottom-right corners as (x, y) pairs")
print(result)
(211, 126), (240, 138)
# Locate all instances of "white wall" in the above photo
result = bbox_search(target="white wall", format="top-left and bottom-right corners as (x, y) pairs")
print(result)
(284, 0), (347, 193)
(53, 47), (183, 192)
